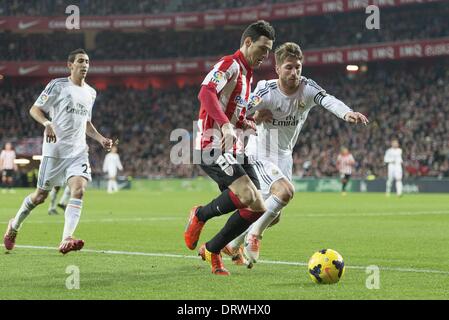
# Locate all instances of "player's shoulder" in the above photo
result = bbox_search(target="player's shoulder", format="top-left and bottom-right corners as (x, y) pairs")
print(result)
(216, 54), (240, 70)
(300, 76), (324, 90)
(254, 79), (278, 95)
(84, 82), (97, 96)
(44, 77), (70, 92)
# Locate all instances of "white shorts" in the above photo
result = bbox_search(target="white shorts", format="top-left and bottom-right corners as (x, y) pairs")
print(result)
(252, 156), (293, 198)
(37, 154), (92, 191)
(388, 166), (403, 180)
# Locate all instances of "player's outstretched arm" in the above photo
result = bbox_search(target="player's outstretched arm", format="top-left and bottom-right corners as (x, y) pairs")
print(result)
(86, 121), (113, 151)
(29, 105), (57, 143)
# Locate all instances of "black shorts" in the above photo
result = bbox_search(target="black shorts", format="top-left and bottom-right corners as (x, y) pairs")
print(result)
(2, 170), (14, 178)
(198, 150), (260, 192)
(340, 174), (351, 181)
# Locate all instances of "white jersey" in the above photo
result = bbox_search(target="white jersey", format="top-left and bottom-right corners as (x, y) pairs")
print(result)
(0, 150), (16, 170)
(245, 77), (352, 164)
(384, 147), (403, 169)
(34, 77), (96, 159)
(103, 153), (123, 178)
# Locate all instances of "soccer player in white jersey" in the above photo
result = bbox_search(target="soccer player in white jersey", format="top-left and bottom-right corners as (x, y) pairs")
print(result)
(1, 142), (17, 193)
(3, 48), (113, 254)
(224, 42), (369, 266)
(103, 146), (123, 194)
(384, 139), (403, 197)
(336, 147), (356, 195)
(48, 185), (71, 215)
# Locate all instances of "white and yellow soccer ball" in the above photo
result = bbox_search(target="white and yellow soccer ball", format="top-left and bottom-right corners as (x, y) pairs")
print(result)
(308, 249), (345, 284)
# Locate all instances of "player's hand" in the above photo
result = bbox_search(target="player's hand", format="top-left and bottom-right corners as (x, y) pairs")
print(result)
(344, 112), (369, 125)
(221, 123), (237, 152)
(235, 115), (257, 134)
(254, 109), (273, 124)
(101, 137), (113, 151)
(44, 122), (57, 143)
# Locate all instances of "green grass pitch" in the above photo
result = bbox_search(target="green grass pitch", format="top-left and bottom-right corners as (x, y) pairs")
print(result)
(1, 188), (448, 300)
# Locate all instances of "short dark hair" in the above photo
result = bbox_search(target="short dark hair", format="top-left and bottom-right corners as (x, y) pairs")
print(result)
(275, 42), (303, 65)
(240, 20), (275, 47)
(68, 48), (88, 62)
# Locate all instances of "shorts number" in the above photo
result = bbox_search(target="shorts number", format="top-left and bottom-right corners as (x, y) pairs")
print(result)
(216, 153), (237, 172)
(82, 164), (90, 174)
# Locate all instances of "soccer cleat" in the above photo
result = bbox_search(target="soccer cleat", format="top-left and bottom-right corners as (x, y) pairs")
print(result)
(57, 203), (67, 211)
(222, 244), (248, 267)
(184, 206), (204, 250)
(4, 219), (18, 251)
(48, 209), (59, 215)
(198, 244), (230, 276)
(243, 233), (262, 265)
(59, 237), (84, 255)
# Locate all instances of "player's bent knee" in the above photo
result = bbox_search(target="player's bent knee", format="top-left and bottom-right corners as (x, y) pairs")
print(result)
(71, 186), (86, 199)
(237, 186), (257, 207)
(33, 191), (49, 205)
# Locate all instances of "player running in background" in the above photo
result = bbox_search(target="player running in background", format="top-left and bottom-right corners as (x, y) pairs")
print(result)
(384, 139), (403, 197)
(336, 147), (356, 195)
(3, 48), (113, 254)
(103, 146), (123, 194)
(48, 185), (71, 215)
(184, 20), (275, 275)
(0, 142), (17, 193)
(224, 42), (369, 266)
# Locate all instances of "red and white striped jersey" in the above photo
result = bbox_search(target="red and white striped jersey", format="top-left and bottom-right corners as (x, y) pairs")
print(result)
(195, 50), (253, 151)
(0, 150), (16, 170)
(337, 153), (355, 175)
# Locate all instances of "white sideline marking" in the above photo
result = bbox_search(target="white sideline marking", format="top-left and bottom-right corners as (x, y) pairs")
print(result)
(14, 245), (449, 275)
(0, 217), (180, 224)
(1, 210), (449, 225)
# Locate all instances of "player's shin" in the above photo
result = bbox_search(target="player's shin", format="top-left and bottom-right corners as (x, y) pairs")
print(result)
(62, 198), (83, 240)
(396, 180), (403, 196)
(12, 195), (36, 230)
(196, 189), (243, 222)
(49, 188), (58, 211)
(248, 195), (286, 237)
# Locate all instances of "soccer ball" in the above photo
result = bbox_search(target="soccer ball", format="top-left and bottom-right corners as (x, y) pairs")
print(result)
(308, 249), (345, 284)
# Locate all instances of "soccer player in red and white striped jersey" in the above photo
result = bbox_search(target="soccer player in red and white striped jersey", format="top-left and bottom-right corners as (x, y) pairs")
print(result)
(184, 20), (275, 275)
(336, 147), (356, 195)
(0, 142), (17, 193)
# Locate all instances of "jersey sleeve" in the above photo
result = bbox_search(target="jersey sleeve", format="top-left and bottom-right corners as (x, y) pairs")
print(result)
(89, 89), (97, 121)
(303, 78), (352, 120)
(201, 58), (237, 94)
(246, 80), (271, 116)
(34, 80), (63, 113)
(384, 150), (392, 164)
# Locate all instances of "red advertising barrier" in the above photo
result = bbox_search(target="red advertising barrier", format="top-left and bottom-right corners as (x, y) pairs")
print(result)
(1, 38), (448, 77)
(0, 0), (444, 31)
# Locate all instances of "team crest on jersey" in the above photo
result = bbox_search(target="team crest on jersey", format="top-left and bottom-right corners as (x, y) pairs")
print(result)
(272, 168), (279, 175)
(37, 93), (49, 104)
(223, 166), (234, 176)
(211, 71), (225, 84)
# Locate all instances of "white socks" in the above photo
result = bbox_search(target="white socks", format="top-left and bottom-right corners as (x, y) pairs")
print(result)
(227, 195), (286, 249)
(396, 180), (403, 196)
(386, 179), (393, 194)
(249, 195), (286, 237)
(107, 180), (118, 193)
(12, 195), (36, 230)
(59, 186), (71, 206)
(62, 198), (83, 240)
(48, 188), (58, 211)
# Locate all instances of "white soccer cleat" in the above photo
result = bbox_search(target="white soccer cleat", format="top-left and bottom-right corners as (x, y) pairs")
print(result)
(243, 233), (261, 265)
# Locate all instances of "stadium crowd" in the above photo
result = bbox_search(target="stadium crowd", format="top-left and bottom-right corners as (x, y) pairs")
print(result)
(1, 2), (448, 61)
(1, 58), (449, 179)
(1, 0), (295, 16)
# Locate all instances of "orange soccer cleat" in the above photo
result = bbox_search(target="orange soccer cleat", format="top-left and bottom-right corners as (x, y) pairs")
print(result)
(198, 243), (230, 276)
(184, 206), (204, 250)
